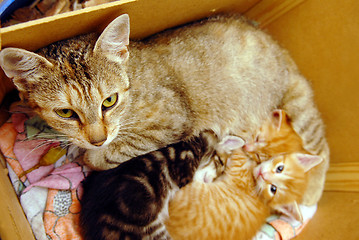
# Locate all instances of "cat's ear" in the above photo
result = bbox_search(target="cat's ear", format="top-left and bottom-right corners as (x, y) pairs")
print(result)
(275, 201), (303, 222)
(295, 153), (323, 172)
(218, 136), (245, 154)
(0, 48), (54, 91)
(94, 14), (130, 64)
(271, 109), (287, 131)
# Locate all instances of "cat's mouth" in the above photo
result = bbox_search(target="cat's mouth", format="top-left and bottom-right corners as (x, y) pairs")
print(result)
(88, 138), (112, 149)
(91, 139), (107, 147)
(254, 166), (267, 181)
(254, 167), (262, 179)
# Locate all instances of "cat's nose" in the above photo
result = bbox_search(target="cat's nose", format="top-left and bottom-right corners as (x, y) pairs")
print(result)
(243, 143), (255, 152)
(84, 123), (108, 147)
(92, 139), (106, 147)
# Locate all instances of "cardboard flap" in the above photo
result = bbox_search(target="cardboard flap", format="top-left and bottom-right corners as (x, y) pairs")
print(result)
(1, 0), (260, 51)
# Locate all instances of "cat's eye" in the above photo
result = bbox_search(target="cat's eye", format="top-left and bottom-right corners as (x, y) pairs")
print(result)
(55, 109), (76, 119)
(102, 94), (118, 110)
(254, 134), (266, 147)
(270, 185), (277, 195)
(276, 164), (284, 173)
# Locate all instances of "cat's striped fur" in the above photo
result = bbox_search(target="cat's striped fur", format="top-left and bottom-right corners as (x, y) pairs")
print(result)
(80, 131), (243, 240)
(0, 14), (329, 205)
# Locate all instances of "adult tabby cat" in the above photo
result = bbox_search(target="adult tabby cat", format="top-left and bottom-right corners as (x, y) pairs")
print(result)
(165, 110), (323, 240)
(80, 131), (244, 240)
(0, 14), (329, 205)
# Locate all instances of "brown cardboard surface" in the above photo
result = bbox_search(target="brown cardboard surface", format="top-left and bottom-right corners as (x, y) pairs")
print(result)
(0, 157), (35, 240)
(1, 0), (260, 51)
(245, 0), (306, 27)
(264, 0), (359, 164)
(1, 0), (136, 51)
(294, 191), (359, 240)
(325, 162), (359, 192)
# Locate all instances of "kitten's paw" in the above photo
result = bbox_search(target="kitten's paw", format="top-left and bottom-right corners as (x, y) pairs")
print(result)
(193, 166), (217, 183)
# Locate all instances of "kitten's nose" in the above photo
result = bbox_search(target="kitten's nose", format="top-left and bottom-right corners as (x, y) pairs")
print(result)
(243, 143), (255, 152)
(92, 139), (106, 147)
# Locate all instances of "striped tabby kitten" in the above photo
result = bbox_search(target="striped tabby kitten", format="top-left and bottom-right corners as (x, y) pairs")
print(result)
(80, 131), (244, 240)
(166, 111), (322, 240)
(0, 14), (329, 205)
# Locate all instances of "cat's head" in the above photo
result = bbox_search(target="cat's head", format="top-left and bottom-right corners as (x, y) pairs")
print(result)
(195, 131), (245, 182)
(243, 109), (304, 162)
(253, 152), (323, 221)
(0, 14), (132, 149)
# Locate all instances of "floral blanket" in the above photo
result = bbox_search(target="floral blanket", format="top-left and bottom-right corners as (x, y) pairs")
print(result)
(0, 103), (88, 240)
(0, 103), (316, 240)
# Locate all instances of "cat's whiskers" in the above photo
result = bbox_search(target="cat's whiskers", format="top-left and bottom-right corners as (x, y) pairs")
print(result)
(19, 133), (69, 143)
(57, 139), (74, 149)
(16, 130), (72, 163)
(19, 139), (61, 161)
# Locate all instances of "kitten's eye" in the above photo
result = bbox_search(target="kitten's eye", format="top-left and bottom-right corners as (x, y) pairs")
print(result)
(276, 164), (284, 173)
(55, 109), (76, 119)
(270, 184), (277, 195)
(102, 94), (118, 110)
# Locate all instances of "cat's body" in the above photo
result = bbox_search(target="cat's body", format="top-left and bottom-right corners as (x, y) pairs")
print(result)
(80, 131), (243, 240)
(167, 149), (267, 240)
(0, 14), (329, 205)
(166, 110), (323, 240)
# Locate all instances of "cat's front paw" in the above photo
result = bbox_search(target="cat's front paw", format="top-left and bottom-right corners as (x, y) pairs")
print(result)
(193, 166), (217, 183)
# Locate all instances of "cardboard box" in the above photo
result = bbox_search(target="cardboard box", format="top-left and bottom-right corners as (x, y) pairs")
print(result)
(1, 0), (358, 239)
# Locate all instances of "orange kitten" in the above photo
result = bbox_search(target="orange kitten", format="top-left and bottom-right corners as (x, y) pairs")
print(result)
(253, 152), (322, 221)
(243, 109), (305, 162)
(165, 110), (322, 239)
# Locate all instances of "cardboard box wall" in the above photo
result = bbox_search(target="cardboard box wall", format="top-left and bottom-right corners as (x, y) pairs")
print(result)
(0, 0), (358, 239)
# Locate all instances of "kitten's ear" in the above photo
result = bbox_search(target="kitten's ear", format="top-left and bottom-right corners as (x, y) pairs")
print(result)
(218, 136), (245, 154)
(295, 153), (323, 172)
(0, 48), (53, 91)
(271, 109), (288, 131)
(275, 201), (303, 222)
(94, 14), (130, 64)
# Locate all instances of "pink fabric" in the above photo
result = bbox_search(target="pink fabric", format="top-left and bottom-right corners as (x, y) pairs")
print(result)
(24, 163), (85, 193)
